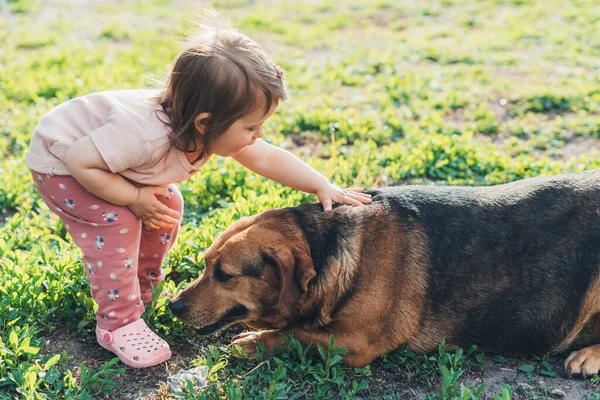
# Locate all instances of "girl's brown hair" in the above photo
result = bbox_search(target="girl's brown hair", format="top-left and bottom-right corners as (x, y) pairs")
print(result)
(153, 19), (288, 160)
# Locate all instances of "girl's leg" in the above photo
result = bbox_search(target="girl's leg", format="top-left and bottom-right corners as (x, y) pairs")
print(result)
(32, 172), (171, 368)
(138, 184), (183, 303)
(32, 172), (144, 330)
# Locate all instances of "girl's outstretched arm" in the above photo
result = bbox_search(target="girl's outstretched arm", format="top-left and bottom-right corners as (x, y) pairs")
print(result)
(233, 140), (371, 211)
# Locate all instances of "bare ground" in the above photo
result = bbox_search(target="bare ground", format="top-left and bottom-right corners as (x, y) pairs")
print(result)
(39, 325), (599, 399)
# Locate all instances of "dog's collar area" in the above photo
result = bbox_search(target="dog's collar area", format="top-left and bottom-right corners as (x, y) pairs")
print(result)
(194, 304), (249, 336)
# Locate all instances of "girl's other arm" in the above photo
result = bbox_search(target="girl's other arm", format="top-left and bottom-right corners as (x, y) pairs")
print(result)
(64, 136), (140, 206)
(64, 136), (180, 228)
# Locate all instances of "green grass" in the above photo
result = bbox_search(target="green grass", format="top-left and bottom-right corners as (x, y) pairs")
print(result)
(1, 0), (600, 398)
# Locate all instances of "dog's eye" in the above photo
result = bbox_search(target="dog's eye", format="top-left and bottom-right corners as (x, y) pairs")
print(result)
(214, 267), (233, 283)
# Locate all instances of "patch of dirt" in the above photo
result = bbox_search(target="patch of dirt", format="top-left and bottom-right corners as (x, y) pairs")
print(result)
(486, 99), (513, 123)
(368, 355), (598, 399)
(492, 132), (600, 162)
(280, 133), (325, 159)
(40, 324), (248, 400)
(304, 47), (345, 63)
(0, 209), (17, 226)
(561, 136), (600, 158)
(366, 11), (393, 28)
(460, 356), (595, 399)
(442, 108), (467, 127)
(41, 325), (600, 399)
(491, 67), (532, 82)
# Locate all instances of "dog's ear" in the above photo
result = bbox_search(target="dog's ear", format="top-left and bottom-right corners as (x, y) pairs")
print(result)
(266, 245), (315, 319)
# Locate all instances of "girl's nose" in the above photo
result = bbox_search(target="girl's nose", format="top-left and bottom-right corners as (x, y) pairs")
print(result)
(254, 128), (264, 139)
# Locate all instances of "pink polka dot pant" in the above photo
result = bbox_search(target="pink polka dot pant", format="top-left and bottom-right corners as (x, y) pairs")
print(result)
(31, 172), (183, 330)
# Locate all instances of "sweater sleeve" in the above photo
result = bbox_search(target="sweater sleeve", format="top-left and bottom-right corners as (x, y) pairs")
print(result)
(89, 113), (153, 173)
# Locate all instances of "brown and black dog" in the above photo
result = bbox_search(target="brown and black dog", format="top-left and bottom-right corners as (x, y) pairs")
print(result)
(169, 170), (600, 376)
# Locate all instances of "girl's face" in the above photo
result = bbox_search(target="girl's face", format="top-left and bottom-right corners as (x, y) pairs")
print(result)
(210, 102), (277, 157)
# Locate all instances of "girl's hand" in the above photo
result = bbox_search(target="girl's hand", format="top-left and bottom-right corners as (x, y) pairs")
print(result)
(316, 182), (372, 212)
(128, 186), (180, 230)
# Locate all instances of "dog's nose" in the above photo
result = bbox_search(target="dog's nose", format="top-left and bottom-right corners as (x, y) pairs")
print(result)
(168, 299), (186, 316)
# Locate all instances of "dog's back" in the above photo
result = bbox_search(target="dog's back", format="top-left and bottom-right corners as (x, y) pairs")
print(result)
(369, 170), (600, 354)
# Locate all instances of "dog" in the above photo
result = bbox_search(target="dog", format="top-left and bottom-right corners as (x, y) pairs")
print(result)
(169, 170), (600, 376)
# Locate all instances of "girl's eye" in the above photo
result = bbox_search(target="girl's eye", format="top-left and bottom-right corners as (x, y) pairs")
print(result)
(249, 126), (259, 132)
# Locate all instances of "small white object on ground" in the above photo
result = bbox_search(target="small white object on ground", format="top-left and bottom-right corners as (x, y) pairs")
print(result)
(168, 366), (209, 393)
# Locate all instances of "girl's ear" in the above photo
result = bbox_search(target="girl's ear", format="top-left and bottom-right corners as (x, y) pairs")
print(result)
(194, 112), (211, 135)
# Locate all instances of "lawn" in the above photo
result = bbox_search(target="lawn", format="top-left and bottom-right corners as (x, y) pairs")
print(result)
(1, 0), (600, 398)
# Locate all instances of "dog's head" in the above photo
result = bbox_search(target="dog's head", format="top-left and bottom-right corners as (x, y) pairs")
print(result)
(169, 209), (316, 335)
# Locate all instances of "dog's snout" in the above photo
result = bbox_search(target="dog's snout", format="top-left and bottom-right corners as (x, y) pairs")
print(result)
(168, 299), (186, 316)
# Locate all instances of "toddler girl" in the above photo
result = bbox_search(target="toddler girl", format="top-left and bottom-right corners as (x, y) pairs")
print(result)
(26, 23), (371, 368)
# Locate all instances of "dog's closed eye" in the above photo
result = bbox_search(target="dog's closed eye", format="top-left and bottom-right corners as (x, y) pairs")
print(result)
(214, 262), (234, 282)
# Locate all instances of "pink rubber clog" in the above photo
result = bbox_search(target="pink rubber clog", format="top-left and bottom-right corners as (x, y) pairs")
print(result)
(96, 319), (171, 368)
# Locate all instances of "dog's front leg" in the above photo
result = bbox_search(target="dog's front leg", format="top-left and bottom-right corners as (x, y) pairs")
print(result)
(231, 330), (286, 359)
(232, 327), (377, 367)
(564, 344), (600, 378)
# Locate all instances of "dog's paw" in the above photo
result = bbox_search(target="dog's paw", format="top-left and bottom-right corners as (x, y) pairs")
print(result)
(231, 331), (262, 359)
(565, 345), (600, 378)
